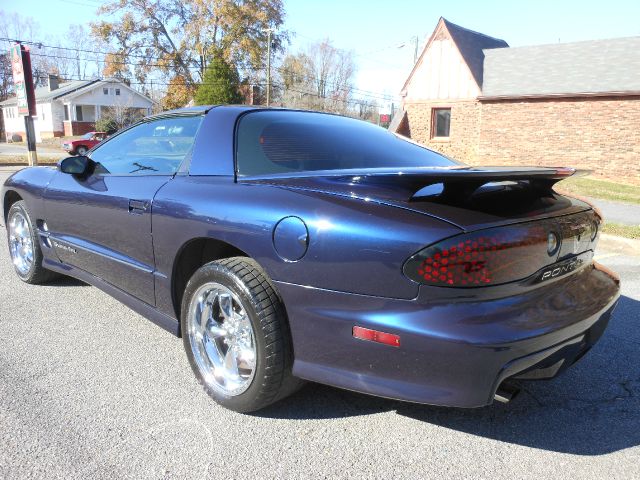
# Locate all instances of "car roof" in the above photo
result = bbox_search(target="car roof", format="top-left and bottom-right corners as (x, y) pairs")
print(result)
(144, 105), (279, 122)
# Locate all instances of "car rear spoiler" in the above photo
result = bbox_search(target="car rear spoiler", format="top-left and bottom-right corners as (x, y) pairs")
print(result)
(343, 166), (591, 202)
(242, 166), (591, 206)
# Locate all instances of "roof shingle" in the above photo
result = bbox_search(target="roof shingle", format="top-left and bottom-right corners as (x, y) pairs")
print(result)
(443, 18), (509, 87)
(0, 79), (100, 106)
(481, 36), (640, 98)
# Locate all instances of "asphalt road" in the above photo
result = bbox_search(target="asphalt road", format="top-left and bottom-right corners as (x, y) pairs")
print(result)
(1, 178), (639, 479)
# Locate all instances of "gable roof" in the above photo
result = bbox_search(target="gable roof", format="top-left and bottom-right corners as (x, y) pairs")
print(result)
(481, 36), (640, 98)
(442, 18), (509, 87)
(0, 78), (152, 107)
(0, 79), (100, 107)
(401, 17), (508, 94)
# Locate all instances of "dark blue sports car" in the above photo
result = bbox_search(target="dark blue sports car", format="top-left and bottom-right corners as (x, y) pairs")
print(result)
(2, 106), (620, 412)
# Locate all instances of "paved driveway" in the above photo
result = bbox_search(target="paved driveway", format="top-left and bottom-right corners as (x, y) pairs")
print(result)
(0, 182), (639, 479)
(586, 197), (640, 226)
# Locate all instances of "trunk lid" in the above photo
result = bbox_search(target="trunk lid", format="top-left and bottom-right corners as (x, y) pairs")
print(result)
(240, 166), (594, 231)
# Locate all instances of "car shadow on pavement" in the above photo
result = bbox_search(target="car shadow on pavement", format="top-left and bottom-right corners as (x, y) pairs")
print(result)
(45, 276), (89, 287)
(257, 295), (640, 456)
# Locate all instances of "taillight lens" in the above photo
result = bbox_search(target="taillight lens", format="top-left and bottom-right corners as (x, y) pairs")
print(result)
(404, 223), (552, 287)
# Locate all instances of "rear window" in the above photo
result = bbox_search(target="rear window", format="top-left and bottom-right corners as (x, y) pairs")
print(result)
(236, 110), (457, 176)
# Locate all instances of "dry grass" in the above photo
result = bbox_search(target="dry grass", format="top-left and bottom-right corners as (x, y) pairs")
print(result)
(602, 223), (640, 239)
(0, 155), (61, 165)
(556, 177), (640, 205)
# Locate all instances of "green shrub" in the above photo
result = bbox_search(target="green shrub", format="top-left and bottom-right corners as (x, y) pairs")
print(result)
(95, 118), (119, 134)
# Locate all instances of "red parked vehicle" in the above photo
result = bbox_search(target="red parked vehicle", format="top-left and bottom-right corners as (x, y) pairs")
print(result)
(62, 132), (107, 156)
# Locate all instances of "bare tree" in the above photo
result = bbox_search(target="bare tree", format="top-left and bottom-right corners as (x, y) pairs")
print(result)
(0, 11), (105, 86)
(99, 90), (147, 129)
(355, 98), (380, 123)
(0, 52), (12, 101)
(278, 39), (355, 114)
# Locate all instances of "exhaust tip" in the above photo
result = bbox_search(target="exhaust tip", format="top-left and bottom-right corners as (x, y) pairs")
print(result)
(494, 383), (520, 403)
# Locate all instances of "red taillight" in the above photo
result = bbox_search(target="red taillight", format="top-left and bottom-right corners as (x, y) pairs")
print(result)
(554, 167), (575, 177)
(353, 326), (400, 347)
(404, 223), (552, 287)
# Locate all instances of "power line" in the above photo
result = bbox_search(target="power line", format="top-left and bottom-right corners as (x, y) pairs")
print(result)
(0, 37), (178, 62)
(27, 72), (270, 89)
(27, 50), (202, 71)
(23, 50), (395, 102)
(292, 32), (410, 70)
(2, 38), (394, 98)
(58, 0), (103, 8)
(274, 83), (383, 109)
(2, 38), (397, 103)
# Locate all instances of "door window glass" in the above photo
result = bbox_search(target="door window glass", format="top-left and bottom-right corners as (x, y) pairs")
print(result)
(89, 115), (203, 175)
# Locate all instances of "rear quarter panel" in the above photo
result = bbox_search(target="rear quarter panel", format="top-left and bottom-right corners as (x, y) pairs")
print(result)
(151, 176), (462, 318)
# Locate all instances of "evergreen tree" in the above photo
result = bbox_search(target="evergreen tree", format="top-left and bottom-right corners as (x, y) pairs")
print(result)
(194, 56), (243, 105)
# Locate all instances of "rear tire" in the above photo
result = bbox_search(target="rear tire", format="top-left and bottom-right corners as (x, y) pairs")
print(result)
(181, 257), (303, 412)
(7, 201), (58, 284)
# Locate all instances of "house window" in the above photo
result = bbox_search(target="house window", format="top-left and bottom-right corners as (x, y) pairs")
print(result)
(115, 88), (121, 96)
(431, 108), (451, 138)
(64, 105), (69, 121)
(103, 88), (109, 95)
(76, 105), (83, 121)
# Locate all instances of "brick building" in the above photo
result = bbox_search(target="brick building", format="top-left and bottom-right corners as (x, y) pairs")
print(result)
(391, 18), (640, 181)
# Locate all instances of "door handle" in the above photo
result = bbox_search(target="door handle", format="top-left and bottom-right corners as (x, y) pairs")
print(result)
(128, 199), (148, 213)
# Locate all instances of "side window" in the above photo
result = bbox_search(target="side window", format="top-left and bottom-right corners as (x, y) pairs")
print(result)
(89, 115), (203, 175)
(431, 108), (451, 139)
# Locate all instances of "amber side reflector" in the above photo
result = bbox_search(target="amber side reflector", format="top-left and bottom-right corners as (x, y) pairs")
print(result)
(353, 326), (400, 347)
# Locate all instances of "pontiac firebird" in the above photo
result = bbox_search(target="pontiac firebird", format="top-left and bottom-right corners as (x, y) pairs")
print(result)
(2, 106), (620, 412)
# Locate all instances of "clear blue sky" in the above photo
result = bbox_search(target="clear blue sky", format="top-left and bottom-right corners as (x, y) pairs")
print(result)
(4, 0), (640, 108)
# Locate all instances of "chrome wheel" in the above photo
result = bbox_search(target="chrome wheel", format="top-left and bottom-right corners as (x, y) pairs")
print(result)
(187, 282), (256, 396)
(8, 211), (34, 276)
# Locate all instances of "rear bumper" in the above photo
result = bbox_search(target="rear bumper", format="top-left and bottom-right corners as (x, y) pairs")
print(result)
(276, 261), (620, 407)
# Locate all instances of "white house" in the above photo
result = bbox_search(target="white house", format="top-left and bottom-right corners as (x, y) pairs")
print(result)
(1, 75), (153, 140)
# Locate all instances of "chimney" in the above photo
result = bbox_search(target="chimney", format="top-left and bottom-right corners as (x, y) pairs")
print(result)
(48, 74), (59, 92)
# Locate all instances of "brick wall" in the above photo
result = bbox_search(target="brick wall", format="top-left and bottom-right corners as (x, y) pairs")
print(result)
(401, 96), (640, 182)
(478, 96), (640, 180)
(404, 100), (481, 162)
(63, 121), (95, 136)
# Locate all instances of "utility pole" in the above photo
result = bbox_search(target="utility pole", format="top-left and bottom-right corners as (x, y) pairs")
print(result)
(265, 28), (273, 106)
(397, 35), (420, 65)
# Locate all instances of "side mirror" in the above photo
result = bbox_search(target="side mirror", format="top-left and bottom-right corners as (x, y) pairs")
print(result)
(58, 156), (92, 177)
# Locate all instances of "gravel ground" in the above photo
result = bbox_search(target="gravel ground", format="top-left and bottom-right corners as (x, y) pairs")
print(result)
(1, 179), (639, 479)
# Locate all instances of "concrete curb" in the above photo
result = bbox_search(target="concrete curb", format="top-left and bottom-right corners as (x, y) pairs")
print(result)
(599, 233), (640, 256)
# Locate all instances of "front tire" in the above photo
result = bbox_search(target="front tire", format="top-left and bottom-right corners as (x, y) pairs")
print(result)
(7, 201), (57, 284)
(76, 146), (88, 155)
(181, 257), (302, 412)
